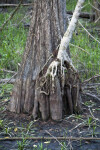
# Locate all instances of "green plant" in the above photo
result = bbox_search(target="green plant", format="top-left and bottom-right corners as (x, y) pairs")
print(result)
(0, 120), (4, 128)
(17, 135), (28, 150)
(92, 121), (97, 137)
(26, 121), (34, 134)
(4, 127), (11, 135)
(87, 116), (93, 128)
(75, 114), (83, 121)
(84, 101), (96, 107)
(38, 143), (44, 150)
(61, 142), (67, 150)
(0, 11), (28, 72)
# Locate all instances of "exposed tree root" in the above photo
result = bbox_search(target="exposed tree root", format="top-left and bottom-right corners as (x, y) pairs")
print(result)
(33, 60), (81, 121)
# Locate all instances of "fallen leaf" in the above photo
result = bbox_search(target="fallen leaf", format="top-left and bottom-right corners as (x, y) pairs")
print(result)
(14, 128), (18, 132)
(44, 141), (50, 144)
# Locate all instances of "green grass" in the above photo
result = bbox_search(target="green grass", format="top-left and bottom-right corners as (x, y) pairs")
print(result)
(0, 7), (29, 97)
(70, 20), (100, 80)
(66, 0), (93, 12)
(0, 8), (28, 71)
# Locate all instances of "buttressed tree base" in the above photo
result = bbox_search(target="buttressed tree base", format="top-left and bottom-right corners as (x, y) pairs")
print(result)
(9, 0), (85, 121)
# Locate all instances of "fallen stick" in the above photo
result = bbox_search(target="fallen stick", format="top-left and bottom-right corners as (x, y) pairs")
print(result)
(0, 78), (16, 84)
(82, 74), (100, 84)
(83, 92), (100, 101)
(0, 136), (100, 141)
(0, 3), (33, 7)
(0, 69), (16, 74)
(67, 10), (95, 19)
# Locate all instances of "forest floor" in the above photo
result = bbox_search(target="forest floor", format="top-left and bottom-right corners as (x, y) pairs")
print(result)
(0, 93), (100, 150)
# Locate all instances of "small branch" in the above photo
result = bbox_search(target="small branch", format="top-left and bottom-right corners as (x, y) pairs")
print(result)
(83, 92), (100, 101)
(84, 83), (100, 86)
(45, 130), (67, 149)
(82, 74), (100, 84)
(0, 69), (17, 74)
(89, 2), (100, 12)
(95, 16), (100, 23)
(0, 100), (10, 107)
(0, 136), (100, 141)
(89, 107), (100, 122)
(78, 21), (100, 44)
(0, 79), (15, 84)
(0, 3), (33, 7)
(0, 72), (17, 84)
(67, 10), (95, 19)
(69, 43), (90, 55)
(69, 121), (86, 132)
(0, 0), (23, 32)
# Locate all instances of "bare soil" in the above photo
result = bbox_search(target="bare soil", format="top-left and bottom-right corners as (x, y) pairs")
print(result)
(0, 94), (100, 150)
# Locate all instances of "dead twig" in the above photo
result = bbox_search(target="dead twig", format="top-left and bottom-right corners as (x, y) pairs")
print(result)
(69, 121), (86, 132)
(83, 92), (100, 101)
(45, 130), (67, 149)
(0, 69), (17, 74)
(82, 74), (100, 84)
(0, 73), (17, 85)
(78, 21), (100, 44)
(0, 79), (15, 84)
(0, 0), (23, 32)
(88, 107), (100, 122)
(89, 2), (100, 12)
(69, 43), (90, 55)
(66, 10), (95, 19)
(0, 3), (33, 7)
(0, 136), (100, 141)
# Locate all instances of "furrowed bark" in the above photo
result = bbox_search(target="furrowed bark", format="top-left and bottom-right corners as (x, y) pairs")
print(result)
(34, 0), (85, 120)
(9, 0), (85, 121)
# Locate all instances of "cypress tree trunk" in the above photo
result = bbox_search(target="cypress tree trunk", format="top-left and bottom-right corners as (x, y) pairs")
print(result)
(93, 0), (100, 23)
(9, 0), (83, 121)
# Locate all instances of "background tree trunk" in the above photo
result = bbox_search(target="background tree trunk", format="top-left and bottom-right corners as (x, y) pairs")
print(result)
(93, 0), (100, 23)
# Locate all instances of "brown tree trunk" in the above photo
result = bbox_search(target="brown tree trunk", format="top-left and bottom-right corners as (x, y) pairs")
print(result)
(93, 0), (100, 23)
(9, 0), (81, 121)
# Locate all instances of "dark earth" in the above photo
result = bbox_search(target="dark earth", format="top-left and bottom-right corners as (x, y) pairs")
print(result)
(0, 92), (100, 150)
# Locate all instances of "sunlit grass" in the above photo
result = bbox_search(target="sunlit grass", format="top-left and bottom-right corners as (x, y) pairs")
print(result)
(66, 0), (93, 12)
(0, 9), (29, 71)
(70, 20), (100, 80)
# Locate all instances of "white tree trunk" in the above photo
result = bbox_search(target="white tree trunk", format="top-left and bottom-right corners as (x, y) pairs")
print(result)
(46, 0), (85, 76)
(57, 0), (85, 63)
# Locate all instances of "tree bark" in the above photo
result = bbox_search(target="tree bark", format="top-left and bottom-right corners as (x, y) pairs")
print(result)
(9, 0), (84, 121)
(93, 0), (100, 23)
(9, 0), (67, 115)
